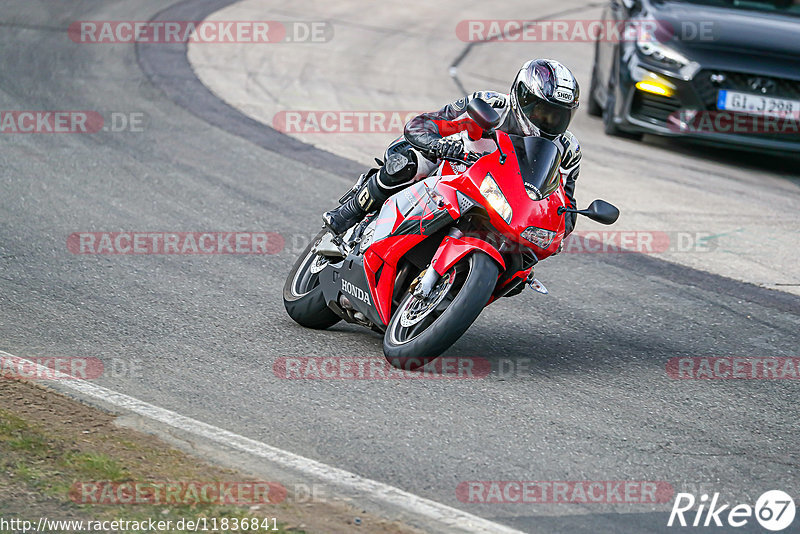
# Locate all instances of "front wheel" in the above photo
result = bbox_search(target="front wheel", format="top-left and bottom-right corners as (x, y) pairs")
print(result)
(383, 253), (499, 370)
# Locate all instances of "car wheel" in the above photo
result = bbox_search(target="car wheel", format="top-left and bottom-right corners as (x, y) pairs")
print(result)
(587, 47), (602, 117)
(603, 80), (643, 141)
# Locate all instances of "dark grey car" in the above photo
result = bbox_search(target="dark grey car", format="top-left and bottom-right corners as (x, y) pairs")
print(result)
(589, 0), (800, 153)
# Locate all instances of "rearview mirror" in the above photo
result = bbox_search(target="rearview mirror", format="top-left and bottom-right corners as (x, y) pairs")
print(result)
(467, 98), (502, 131)
(582, 200), (619, 225)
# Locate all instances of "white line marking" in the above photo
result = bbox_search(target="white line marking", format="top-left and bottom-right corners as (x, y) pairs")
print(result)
(0, 350), (523, 534)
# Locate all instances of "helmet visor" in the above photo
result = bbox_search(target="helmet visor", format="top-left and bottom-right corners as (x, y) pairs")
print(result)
(515, 83), (574, 136)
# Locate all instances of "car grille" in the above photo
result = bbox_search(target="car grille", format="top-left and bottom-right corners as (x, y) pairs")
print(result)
(693, 70), (800, 110)
(631, 91), (682, 124)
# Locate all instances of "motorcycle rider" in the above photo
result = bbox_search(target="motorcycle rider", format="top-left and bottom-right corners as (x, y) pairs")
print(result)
(323, 59), (582, 238)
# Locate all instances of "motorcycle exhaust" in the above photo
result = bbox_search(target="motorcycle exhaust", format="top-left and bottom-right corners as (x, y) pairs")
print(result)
(339, 294), (353, 310)
(338, 294), (372, 327)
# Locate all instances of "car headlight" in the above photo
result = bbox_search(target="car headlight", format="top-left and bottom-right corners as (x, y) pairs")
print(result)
(479, 173), (513, 224)
(521, 226), (556, 249)
(636, 26), (690, 69)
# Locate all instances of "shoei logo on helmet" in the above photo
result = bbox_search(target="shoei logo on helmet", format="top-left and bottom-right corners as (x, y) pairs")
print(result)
(555, 89), (573, 103)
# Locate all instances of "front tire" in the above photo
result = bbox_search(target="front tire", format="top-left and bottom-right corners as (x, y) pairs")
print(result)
(383, 253), (499, 370)
(283, 230), (341, 329)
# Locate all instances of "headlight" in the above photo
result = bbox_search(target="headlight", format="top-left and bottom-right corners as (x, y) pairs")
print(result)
(636, 26), (690, 69)
(521, 226), (556, 249)
(525, 186), (542, 201)
(479, 173), (513, 224)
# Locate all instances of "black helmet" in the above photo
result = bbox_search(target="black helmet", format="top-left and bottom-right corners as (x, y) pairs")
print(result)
(510, 59), (580, 139)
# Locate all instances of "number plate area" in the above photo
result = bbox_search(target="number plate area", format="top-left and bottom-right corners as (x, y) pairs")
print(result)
(717, 90), (800, 120)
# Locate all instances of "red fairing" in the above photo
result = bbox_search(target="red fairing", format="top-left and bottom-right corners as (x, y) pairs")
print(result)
(436, 132), (568, 261)
(488, 268), (532, 305)
(364, 234), (425, 325)
(431, 236), (505, 276)
(355, 128), (574, 326)
(365, 255), (397, 325)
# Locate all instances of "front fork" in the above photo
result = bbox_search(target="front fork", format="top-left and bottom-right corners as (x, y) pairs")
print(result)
(415, 229), (548, 300)
(416, 228), (465, 298)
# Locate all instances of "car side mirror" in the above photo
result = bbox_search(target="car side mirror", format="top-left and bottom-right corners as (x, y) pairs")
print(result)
(582, 200), (620, 225)
(467, 98), (502, 131)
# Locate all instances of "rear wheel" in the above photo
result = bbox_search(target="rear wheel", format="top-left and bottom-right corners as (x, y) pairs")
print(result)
(383, 253), (499, 370)
(283, 230), (341, 329)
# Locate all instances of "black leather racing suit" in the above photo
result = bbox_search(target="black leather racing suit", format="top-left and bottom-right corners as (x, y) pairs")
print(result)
(372, 90), (582, 235)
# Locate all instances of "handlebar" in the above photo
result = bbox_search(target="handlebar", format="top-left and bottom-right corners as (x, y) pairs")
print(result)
(443, 151), (488, 166)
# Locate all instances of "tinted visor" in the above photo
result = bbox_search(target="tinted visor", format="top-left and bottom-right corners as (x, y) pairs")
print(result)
(515, 83), (574, 136)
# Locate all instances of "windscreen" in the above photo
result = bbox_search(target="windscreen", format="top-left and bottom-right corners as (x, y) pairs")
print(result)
(509, 135), (563, 200)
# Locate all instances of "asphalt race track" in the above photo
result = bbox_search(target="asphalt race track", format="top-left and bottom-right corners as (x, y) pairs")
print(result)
(1, 1), (799, 533)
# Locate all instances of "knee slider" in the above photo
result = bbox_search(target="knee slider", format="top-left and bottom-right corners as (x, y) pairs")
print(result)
(380, 148), (418, 186)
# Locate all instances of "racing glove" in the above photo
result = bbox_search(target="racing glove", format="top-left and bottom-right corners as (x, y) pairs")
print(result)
(429, 138), (466, 161)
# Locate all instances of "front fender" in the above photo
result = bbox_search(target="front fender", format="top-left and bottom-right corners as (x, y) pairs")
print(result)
(431, 236), (505, 275)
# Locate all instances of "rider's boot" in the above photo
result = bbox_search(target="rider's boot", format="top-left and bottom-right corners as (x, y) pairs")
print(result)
(324, 148), (420, 235)
(323, 169), (387, 236)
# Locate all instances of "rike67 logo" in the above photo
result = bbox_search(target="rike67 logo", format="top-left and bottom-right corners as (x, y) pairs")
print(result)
(669, 490), (795, 531)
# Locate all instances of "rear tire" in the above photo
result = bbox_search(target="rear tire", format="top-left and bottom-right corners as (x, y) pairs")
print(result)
(283, 230), (341, 329)
(383, 253), (499, 370)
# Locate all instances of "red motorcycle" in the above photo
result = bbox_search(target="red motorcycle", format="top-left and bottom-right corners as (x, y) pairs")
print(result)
(284, 99), (619, 370)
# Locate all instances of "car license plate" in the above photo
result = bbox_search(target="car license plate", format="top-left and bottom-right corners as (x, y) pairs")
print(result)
(717, 90), (800, 120)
